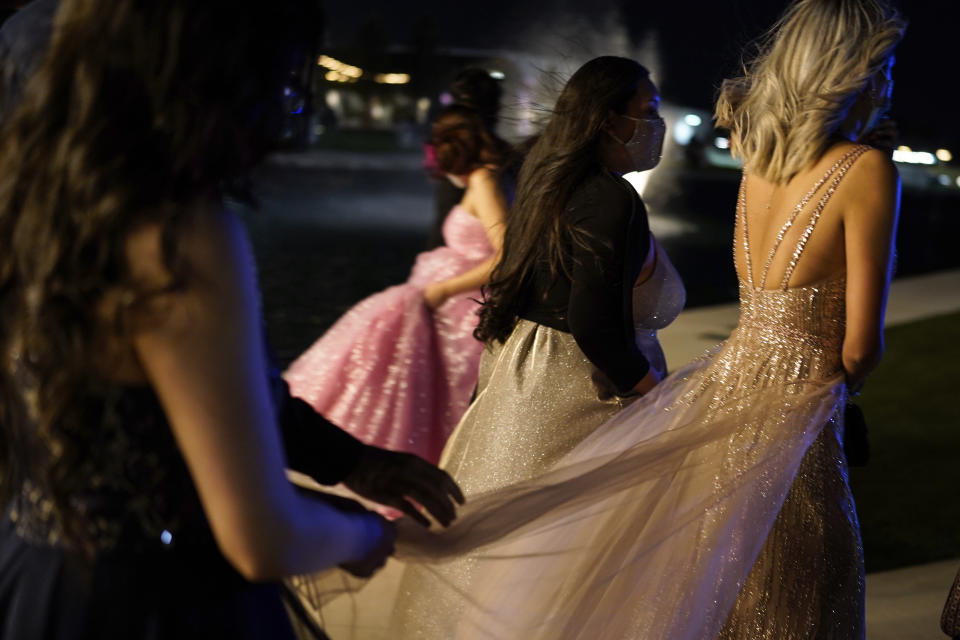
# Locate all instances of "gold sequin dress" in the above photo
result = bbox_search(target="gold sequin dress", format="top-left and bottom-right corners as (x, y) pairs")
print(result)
(296, 147), (868, 639)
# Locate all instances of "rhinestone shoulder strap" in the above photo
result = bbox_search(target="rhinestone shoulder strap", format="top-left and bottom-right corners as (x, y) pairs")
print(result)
(778, 144), (871, 289)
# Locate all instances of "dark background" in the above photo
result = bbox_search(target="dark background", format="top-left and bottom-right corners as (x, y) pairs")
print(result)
(3, 1), (953, 147)
(319, 0), (958, 150)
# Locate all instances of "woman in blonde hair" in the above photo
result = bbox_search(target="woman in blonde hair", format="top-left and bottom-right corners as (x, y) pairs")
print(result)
(296, 0), (905, 637)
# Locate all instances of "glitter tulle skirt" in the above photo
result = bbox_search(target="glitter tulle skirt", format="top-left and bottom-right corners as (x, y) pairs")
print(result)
(292, 277), (863, 639)
(284, 206), (493, 463)
(438, 319), (638, 497)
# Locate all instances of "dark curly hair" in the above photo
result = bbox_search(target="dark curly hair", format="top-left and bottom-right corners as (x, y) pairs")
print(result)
(431, 104), (513, 176)
(0, 0), (318, 552)
(475, 56), (648, 343)
(449, 67), (503, 129)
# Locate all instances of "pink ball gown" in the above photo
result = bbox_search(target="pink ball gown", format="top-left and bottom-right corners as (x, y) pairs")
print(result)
(284, 205), (494, 464)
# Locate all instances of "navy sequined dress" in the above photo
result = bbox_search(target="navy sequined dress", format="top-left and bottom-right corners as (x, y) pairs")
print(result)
(0, 384), (299, 639)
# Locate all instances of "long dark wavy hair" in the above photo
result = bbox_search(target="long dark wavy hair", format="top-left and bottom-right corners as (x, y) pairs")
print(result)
(0, 0), (317, 551)
(475, 56), (649, 343)
(431, 104), (512, 176)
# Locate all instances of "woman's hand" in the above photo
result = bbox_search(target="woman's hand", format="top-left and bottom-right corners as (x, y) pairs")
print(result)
(344, 446), (465, 528)
(423, 282), (450, 310)
(631, 367), (662, 395)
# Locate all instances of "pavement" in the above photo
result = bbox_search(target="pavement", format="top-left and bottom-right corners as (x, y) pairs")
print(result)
(657, 268), (960, 639)
(866, 558), (957, 640)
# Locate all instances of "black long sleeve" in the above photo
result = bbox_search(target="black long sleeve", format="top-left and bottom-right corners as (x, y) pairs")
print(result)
(519, 169), (651, 394)
(268, 364), (365, 486)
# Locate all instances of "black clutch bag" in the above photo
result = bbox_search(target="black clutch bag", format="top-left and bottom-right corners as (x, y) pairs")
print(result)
(843, 402), (869, 467)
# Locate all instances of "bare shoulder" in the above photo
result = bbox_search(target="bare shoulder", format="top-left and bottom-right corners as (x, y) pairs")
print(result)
(842, 147), (900, 210)
(847, 147), (898, 186)
(124, 201), (246, 291)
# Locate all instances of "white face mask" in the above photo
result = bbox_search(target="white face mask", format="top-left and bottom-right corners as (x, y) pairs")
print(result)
(610, 115), (666, 172)
(446, 174), (467, 189)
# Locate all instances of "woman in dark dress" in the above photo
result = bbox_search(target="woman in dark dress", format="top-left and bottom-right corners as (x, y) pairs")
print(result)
(0, 1), (394, 637)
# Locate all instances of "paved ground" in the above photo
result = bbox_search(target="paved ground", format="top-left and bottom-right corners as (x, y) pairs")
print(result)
(866, 558), (957, 640)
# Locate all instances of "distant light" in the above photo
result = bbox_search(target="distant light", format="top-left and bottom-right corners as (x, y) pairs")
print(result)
(956, 176), (960, 188)
(489, 70), (505, 80)
(936, 148), (953, 162)
(160, 530), (173, 545)
(283, 87), (292, 97)
(439, 92), (453, 106)
(938, 174), (951, 187)
(897, 145), (912, 152)
(318, 54), (362, 79)
(375, 73), (411, 85)
(673, 121), (694, 146)
(622, 170), (651, 197)
(714, 137), (730, 150)
(892, 149), (936, 165)
(325, 90), (341, 109)
(683, 113), (702, 127)
(325, 70), (353, 83)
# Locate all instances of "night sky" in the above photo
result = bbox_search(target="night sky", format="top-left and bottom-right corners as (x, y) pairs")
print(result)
(324, 0), (958, 150)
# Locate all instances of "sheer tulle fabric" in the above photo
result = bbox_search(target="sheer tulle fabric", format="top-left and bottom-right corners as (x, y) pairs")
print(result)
(291, 341), (845, 639)
(293, 286), (859, 639)
(289, 158), (867, 638)
(284, 206), (493, 463)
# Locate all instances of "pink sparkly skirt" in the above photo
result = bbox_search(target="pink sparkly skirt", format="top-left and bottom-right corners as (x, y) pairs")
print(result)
(284, 206), (493, 463)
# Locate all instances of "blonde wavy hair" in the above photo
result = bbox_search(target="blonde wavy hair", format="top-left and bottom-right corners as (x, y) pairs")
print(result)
(715, 0), (906, 184)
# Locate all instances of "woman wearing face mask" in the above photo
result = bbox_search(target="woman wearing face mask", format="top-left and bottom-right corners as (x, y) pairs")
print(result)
(285, 105), (510, 465)
(317, 55), (686, 635)
(424, 56), (684, 501)
(291, 56), (683, 634)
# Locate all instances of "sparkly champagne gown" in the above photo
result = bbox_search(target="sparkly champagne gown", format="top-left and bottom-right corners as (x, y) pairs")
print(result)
(437, 234), (685, 499)
(294, 146), (869, 640)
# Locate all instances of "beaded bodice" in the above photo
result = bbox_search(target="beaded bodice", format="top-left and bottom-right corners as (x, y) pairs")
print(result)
(6, 382), (210, 552)
(724, 146), (870, 383)
(441, 205), (494, 261)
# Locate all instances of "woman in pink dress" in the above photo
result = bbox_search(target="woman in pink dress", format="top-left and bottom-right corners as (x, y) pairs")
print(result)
(285, 106), (510, 464)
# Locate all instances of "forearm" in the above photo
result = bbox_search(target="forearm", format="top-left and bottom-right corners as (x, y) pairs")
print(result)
(570, 314), (650, 393)
(272, 369), (365, 484)
(842, 341), (883, 389)
(433, 253), (499, 299)
(222, 485), (380, 581)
